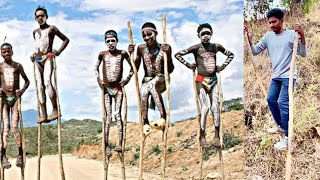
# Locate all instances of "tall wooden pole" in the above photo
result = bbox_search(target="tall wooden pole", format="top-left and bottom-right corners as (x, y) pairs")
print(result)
(53, 58), (65, 180)
(127, 21), (144, 180)
(192, 70), (203, 179)
(285, 32), (299, 180)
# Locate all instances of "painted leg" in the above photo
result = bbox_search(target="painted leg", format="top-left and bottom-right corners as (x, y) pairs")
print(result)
(150, 77), (166, 131)
(104, 93), (113, 158)
(35, 63), (47, 123)
(114, 90), (123, 153)
(11, 101), (23, 167)
(141, 83), (152, 136)
(197, 83), (210, 147)
(44, 59), (58, 121)
(210, 84), (221, 147)
(1, 104), (11, 169)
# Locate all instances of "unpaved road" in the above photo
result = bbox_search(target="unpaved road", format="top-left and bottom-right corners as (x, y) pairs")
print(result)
(4, 155), (161, 180)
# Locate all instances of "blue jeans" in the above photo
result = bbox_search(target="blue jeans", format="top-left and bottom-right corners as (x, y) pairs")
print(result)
(267, 78), (295, 136)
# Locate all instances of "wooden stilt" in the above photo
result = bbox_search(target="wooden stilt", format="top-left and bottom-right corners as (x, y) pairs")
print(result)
(127, 21), (144, 180)
(193, 70), (203, 179)
(101, 88), (108, 180)
(17, 94), (26, 180)
(161, 14), (171, 180)
(33, 62), (42, 180)
(53, 58), (65, 180)
(217, 73), (224, 180)
(244, 32), (268, 99)
(120, 87), (127, 180)
(285, 32), (298, 180)
(0, 95), (3, 180)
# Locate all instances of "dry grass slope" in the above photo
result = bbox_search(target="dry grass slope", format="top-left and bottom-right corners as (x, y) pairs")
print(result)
(244, 5), (320, 180)
(73, 110), (245, 179)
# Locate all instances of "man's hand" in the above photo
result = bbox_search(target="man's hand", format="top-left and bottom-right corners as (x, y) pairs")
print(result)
(97, 78), (105, 89)
(160, 44), (170, 53)
(294, 23), (304, 37)
(216, 65), (223, 73)
(16, 89), (25, 98)
(120, 78), (129, 87)
(187, 63), (196, 70)
(128, 44), (135, 54)
(30, 53), (36, 62)
(53, 49), (60, 56)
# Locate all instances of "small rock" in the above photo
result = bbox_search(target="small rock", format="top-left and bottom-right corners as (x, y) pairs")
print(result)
(252, 175), (264, 180)
(315, 143), (320, 159)
(206, 172), (221, 179)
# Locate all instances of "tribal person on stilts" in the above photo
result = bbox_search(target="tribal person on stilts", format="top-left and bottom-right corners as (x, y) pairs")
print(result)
(128, 22), (174, 136)
(175, 23), (234, 147)
(30, 6), (69, 123)
(0, 43), (30, 169)
(95, 30), (133, 157)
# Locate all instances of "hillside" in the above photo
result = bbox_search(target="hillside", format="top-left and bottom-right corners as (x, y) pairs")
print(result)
(244, 4), (320, 180)
(73, 110), (245, 179)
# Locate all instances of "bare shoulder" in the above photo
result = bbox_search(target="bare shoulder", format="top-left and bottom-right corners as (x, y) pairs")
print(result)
(99, 51), (107, 56)
(137, 44), (146, 50)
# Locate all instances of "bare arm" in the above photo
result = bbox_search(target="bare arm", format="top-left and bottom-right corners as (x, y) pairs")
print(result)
(52, 26), (70, 56)
(17, 64), (30, 97)
(174, 45), (197, 70)
(120, 51), (134, 86)
(216, 44), (234, 72)
(95, 52), (105, 89)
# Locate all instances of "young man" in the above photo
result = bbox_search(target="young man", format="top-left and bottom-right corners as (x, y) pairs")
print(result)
(95, 30), (133, 156)
(175, 23), (234, 147)
(30, 6), (69, 123)
(128, 22), (174, 136)
(245, 8), (307, 150)
(0, 43), (29, 169)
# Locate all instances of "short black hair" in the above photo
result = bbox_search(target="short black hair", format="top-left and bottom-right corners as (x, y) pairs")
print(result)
(35, 6), (48, 18)
(141, 22), (157, 30)
(1, 43), (12, 51)
(197, 23), (212, 34)
(104, 30), (118, 41)
(267, 8), (284, 20)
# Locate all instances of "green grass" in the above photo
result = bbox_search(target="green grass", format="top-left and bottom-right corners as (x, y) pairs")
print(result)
(6, 118), (106, 157)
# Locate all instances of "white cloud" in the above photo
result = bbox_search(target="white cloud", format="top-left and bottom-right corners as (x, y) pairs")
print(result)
(0, 0), (243, 121)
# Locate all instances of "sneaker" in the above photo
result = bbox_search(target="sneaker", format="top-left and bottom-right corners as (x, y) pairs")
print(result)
(267, 127), (285, 134)
(274, 137), (288, 150)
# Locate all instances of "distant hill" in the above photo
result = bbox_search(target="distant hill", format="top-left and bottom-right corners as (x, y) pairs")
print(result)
(22, 109), (66, 127)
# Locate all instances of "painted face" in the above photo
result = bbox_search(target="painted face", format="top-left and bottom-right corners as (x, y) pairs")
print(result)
(1, 45), (13, 61)
(199, 27), (212, 44)
(105, 35), (117, 51)
(268, 17), (283, 33)
(142, 29), (156, 46)
(35, 10), (47, 25)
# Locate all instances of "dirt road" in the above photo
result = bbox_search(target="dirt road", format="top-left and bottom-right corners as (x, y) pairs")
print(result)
(4, 155), (161, 180)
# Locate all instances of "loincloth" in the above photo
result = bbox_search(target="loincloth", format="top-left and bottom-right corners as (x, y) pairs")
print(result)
(35, 52), (55, 63)
(104, 85), (122, 96)
(196, 74), (217, 92)
(3, 95), (16, 107)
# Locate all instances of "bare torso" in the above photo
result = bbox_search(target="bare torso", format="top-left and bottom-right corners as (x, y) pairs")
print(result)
(99, 50), (127, 88)
(0, 62), (20, 96)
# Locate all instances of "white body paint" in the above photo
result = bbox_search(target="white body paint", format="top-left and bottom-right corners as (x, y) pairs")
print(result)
(3, 68), (14, 87)
(35, 28), (50, 53)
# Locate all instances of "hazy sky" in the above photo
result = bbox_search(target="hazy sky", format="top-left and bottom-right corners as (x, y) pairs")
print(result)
(0, 0), (243, 121)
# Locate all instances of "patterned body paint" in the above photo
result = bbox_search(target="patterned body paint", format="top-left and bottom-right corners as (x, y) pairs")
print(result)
(102, 52), (123, 82)
(34, 28), (56, 106)
(95, 48), (133, 148)
(175, 42), (234, 132)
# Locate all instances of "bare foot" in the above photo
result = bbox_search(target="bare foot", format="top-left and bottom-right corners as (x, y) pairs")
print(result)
(48, 110), (59, 121)
(2, 156), (11, 169)
(150, 118), (165, 130)
(16, 155), (23, 167)
(114, 146), (122, 153)
(37, 116), (48, 123)
(212, 137), (221, 148)
(106, 147), (112, 158)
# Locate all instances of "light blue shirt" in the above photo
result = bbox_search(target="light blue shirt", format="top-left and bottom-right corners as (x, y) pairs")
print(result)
(251, 29), (307, 79)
